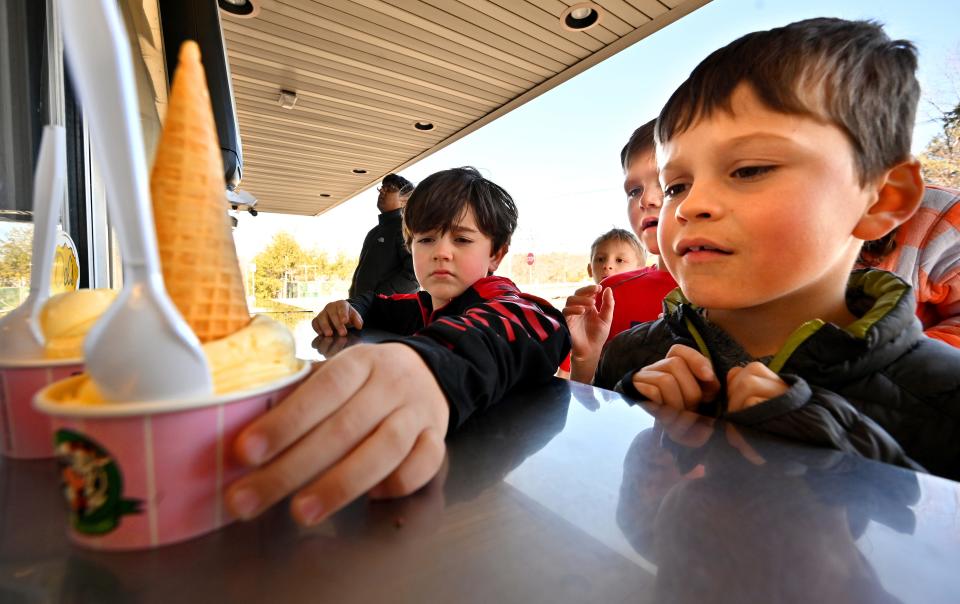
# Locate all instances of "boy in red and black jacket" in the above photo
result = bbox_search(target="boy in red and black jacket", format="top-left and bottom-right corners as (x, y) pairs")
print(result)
(226, 167), (569, 526)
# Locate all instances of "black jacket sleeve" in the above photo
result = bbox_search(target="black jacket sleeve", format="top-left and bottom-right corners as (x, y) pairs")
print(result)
(375, 236), (417, 295)
(723, 375), (925, 472)
(348, 292), (424, 336)
(393, 295), (571, 433)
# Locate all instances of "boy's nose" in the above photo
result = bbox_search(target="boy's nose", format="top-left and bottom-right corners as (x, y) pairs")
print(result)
(675, 186), (719, 223)
(433, 241), (453, 259)
(641, 190), (663, 209)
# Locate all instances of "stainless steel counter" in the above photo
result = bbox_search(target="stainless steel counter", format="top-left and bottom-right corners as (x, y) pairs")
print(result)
(2, 328), (958, 603)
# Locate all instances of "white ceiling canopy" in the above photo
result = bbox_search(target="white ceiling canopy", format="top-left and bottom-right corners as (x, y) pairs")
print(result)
(220, 0), (712, 215)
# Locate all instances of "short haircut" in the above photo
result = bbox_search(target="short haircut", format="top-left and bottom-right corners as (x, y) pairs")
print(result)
(590, 228), (643, 260)
(620, 119), (657, 171)
(403, 166), (518, 253)
(656, 18), (919, 184)
(381, 173), (415, 196)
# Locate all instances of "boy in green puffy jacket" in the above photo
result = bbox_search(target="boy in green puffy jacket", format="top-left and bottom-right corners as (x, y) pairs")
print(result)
(597, 18), (960, 480)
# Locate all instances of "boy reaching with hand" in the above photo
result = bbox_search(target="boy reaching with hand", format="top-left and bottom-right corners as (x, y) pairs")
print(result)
(226, 167), (569, 525)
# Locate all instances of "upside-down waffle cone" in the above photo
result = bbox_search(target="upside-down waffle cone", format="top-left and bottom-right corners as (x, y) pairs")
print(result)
(150, 41), (250, 343)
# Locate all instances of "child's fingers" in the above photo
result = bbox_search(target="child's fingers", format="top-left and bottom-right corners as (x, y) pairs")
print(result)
(573, 284), (601, 297)
(331, 304), (350, 336)
(227, 360), (398, 520)
(563, 295), (598, 313)
(636, 354), (706, 409)
(289, 405), (423, 526)
(726, 362), (788, 412)
(368, 428), (446, 499)
(632, 367), (686, 409)
(349, 308), (364, 331)
(233, 347), (376, 467)
(312, 311), (334, 337)
(597, 286), (615, 322)
(665, 344), (717, 384)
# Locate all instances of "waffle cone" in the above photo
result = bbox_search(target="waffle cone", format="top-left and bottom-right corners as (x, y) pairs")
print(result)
(150, 41), (250, 342)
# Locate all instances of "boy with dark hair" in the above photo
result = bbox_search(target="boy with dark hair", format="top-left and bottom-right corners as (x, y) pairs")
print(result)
(226, 167), (570, 525)
(597, 18), (960, 480)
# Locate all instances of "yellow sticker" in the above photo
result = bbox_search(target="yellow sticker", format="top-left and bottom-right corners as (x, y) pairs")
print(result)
(51, 230), (80, 294)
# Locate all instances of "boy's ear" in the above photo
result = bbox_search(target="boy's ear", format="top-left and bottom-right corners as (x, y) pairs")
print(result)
(852, 158), (924, 241)
(488, 244), (508, 273)
(586, 263), (594, 279)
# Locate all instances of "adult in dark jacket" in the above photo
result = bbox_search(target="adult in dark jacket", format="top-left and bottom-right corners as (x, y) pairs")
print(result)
(348, 173), (418, 297)
(597, 270), (960, 481)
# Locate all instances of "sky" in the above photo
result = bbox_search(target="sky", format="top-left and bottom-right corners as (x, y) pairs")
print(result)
(231, 0), (960, 269)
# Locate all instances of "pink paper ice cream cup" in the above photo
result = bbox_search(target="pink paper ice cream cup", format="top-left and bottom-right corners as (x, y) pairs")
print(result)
(33, 360), (311, 551)
(1, 358), (84, 459)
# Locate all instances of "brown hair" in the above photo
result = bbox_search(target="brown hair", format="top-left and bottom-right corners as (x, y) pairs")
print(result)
(590, 228), (643, 260)
(656, 18), (919, 185)
(402, 167), (518, 254)
(620, 119), (657, 172)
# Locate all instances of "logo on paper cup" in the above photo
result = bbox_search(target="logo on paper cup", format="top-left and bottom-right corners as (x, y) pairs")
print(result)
(54, 429), (142, 534)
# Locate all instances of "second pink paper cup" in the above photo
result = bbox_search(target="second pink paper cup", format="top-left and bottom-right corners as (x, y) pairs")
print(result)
(33, 361), (311, 551)
(1, 359), (84, 459)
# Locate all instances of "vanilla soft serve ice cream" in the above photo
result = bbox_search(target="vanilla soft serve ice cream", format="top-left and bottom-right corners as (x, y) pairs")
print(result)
(40, 289), (118, 359)
(62, 314), (300, 404)
(202, 315), (300, 394)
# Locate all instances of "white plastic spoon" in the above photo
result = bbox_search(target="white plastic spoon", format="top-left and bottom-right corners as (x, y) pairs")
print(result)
(0, 126), (66, 361)
(60, 0), (212, 401)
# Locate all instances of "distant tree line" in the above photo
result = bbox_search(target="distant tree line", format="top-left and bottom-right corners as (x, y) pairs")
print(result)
(251, 231), (357, 303)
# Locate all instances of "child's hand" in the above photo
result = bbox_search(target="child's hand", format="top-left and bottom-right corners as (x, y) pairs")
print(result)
(631, 345), (720, 410)
(725, 363), (788, 412)
(563, 285), (614, 382)
(225, 343), (450, 526)
(312, 300), (363, 336)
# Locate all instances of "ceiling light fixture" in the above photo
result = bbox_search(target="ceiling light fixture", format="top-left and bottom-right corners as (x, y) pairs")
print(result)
(278, 89), (298, 109)
(414, 121), (434, 131)
(352, 169), (367, 174)
(560, 3), (603, 31)
(217, 0), (259, 18)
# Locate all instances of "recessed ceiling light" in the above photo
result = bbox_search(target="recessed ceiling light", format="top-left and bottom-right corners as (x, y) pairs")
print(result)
(278, 89), (298, 109)
(320, 193), (331, 198)
(352, 169), (367, 174)
(560, 3), (602, 31)
(414, 121), (434, 131)
(218, 0), (259, 18)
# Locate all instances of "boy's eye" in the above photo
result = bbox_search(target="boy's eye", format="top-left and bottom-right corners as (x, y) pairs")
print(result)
(416, 236), (435, 244)
(731, 165), (775, 179)
(455, 237), (473, 244)
(626, 186), (643, 200)
(664, 183), (687, 199)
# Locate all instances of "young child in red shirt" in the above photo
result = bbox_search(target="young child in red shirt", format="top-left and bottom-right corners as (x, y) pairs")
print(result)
(564, 120), (678, 383)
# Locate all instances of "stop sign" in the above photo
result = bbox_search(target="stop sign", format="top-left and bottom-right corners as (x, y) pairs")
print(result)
(526, 252), (535, 266)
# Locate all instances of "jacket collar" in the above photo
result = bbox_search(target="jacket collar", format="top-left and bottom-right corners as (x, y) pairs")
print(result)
(417, 276), (522, 324)
(662, 269), (922, 388)
(377, 208), (403, 224)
